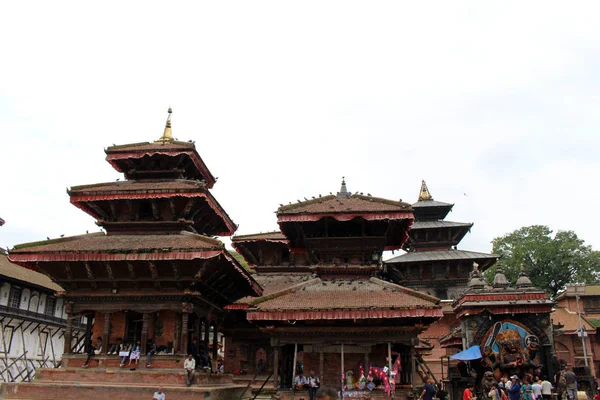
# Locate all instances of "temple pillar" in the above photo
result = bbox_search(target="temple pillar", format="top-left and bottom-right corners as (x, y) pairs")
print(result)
(320, 351), (324, 381)
(63, 303), (73, 354)
(102, 312), (111, 354)
(180, 303), (193, 354)
(203, 319), (209, 347)
(194, 317), (201, 342)
(273, 346), (280, 389)
(141, 312), (150, 348)
(211, 320), (219, 370)
(174, 315), (181, 354)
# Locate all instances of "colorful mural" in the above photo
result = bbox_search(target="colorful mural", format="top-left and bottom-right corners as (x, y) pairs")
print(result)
(480, 321), (542, 379)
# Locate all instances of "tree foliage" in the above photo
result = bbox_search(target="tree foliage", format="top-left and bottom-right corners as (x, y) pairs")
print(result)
(485, 225), (600, 298)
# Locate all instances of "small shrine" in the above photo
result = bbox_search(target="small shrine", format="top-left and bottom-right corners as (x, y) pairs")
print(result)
(440, 264), (555, 400)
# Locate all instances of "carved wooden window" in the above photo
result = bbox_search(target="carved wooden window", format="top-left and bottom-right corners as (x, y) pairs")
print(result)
(8, 287), (21, 309)
(44, 297), (56, 316)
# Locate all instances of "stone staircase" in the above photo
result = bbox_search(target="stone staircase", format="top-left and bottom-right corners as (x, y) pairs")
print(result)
(232, 374), (276, 400)
(0, 367), (250, 400)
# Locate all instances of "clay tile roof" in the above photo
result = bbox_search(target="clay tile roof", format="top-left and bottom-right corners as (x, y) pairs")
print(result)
(410, 221), (473, 230)
(250, 277), (439, 311)
(0, 252), (63, 292)
(232, 231), (288, 242)
(385, 249), (498, 264)
(105, 141), (196, 153)
(411, 200), (454, 208)
(69, 179), (207, 194)
(234, 273), (313, 304)
(10, 231), (222, 253)
(277, 194), (412, 215)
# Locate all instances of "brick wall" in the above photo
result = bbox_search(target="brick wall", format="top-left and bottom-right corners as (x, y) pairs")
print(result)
(153, 310), (177, 348)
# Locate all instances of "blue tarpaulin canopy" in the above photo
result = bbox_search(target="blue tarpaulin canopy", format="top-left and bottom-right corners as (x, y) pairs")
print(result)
(450, 346), (482, 361)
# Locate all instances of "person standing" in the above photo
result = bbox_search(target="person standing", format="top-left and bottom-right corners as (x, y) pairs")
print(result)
(463, 384), (474, 400)
(521, 377), (534, 400)
(541, 377), (552, 400)
(508, 376), (521, 400)
(153, 386), (165, 400)
(488, 383), (502, 400)
(420, 379), (437, 400)
(307, 370), (320, 400)
(563, 368), (577, 400)
(532, 378), (543, 400)
(184, 354), (196, 387)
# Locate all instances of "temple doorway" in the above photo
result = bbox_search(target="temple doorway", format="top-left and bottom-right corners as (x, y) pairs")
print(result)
(125, 311), (143, 343)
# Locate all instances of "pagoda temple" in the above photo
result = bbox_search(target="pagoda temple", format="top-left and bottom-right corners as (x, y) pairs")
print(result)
(4, 110), (261, 399)
(384, 181), (498, 300)
(225, 179), (443, 399)
(383, 182), (499, 383)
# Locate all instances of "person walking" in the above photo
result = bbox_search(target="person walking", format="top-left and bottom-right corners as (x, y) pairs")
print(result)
(184, 354), (196, 387)
(420, 379), (437, 400)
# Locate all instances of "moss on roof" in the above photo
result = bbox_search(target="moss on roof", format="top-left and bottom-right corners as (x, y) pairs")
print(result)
(228, 250), (255, 273)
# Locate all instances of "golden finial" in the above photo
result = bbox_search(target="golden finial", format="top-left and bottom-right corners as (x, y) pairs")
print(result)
(418, 180), (433, 201)
(158, 107), (173, 141)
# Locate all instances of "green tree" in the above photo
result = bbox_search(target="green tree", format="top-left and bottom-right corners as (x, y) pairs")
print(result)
(485, 225), (600, 298)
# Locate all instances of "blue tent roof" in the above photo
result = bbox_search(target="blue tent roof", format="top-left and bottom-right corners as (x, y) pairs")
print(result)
(449, 346), (482, 361)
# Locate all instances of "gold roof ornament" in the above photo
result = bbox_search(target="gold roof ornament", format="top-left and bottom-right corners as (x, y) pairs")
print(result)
(418, 180), (433, 201)
(157, 107), (173, 142)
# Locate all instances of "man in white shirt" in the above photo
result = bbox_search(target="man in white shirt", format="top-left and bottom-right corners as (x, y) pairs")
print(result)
(153, 386), (165, 400)
(307, 370), (320, 400)
(295, 372), (307, 389)
(532, 379), (543, 400)
(541, 377), (552, 400)
(184, 354), (196, 387)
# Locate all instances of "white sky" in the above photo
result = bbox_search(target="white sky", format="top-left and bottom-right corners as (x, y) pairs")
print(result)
(1, 2), (600, 257)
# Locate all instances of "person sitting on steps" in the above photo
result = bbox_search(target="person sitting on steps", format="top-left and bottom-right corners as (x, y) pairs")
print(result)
(108, 337), (122, 355)
(184, 353), (196, 387)
(146, 338), (157, 368)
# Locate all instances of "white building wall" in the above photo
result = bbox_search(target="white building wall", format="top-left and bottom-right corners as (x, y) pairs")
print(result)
(0, 281), (84, 382)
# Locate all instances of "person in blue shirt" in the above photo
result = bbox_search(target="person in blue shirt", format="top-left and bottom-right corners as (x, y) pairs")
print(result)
(420, 379), (437, 400)
(508, 376), (522, 400)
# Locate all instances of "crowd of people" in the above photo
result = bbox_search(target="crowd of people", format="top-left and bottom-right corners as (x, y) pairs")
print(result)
(81, 336), (219, 375)
(421, 367), (600, 400)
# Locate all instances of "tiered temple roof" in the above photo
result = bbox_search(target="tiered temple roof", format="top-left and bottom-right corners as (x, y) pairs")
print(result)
(230, 178), (442, 327)
(9, 109), (261, 307)
(385, 181), (498, 299)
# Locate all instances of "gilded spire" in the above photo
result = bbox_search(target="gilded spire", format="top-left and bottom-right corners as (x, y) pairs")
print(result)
(418, 180), (433, 201)
(158, 107), (173, 141)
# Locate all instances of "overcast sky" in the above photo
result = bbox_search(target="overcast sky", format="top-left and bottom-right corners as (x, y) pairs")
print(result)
(1, 2), (599, 258)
